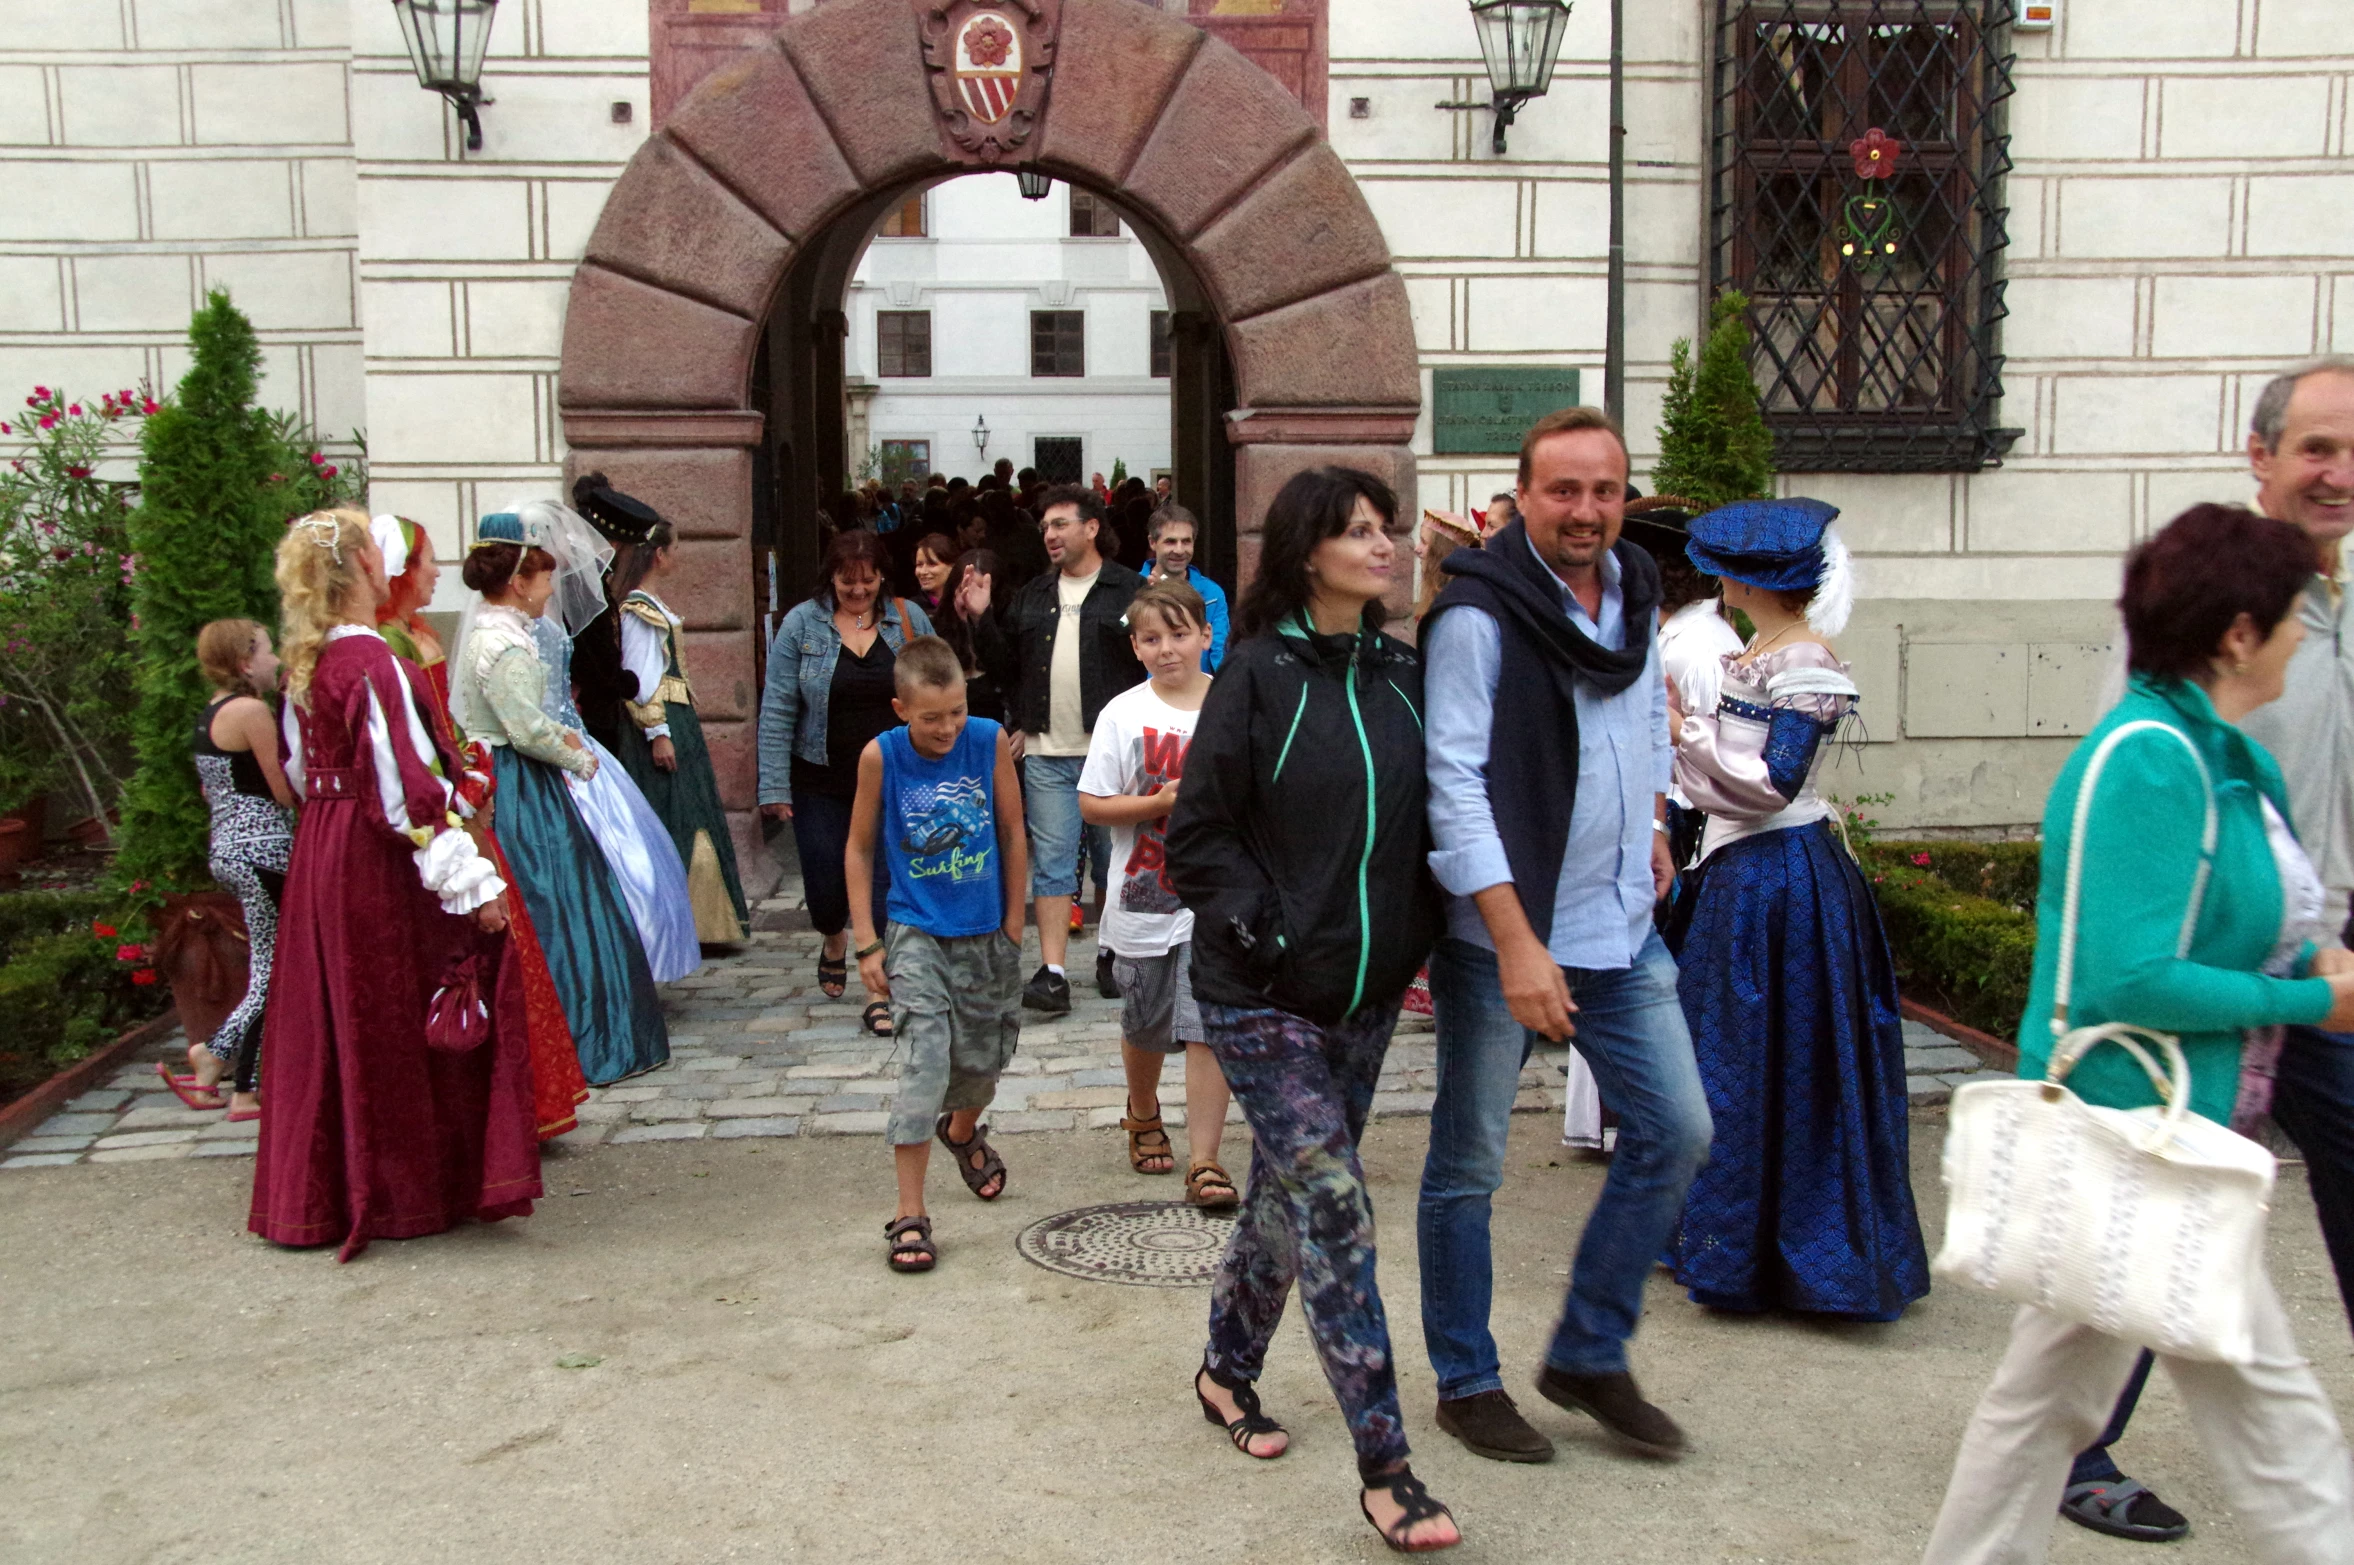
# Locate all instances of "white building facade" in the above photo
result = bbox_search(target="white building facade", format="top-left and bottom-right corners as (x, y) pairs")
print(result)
(2, 0), (2348, 833)
(847, 173), (1171, 491)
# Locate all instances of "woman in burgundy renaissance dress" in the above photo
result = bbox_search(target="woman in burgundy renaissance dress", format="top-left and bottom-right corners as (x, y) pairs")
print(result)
(249, 508), (541, 1261)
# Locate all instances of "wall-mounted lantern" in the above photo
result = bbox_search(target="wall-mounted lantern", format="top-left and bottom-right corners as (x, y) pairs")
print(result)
(1015, 167), (1053, 201)
(972, 414), (991, 455)
(1438, 0), (1573, 155)
(392, 0), (499, 153)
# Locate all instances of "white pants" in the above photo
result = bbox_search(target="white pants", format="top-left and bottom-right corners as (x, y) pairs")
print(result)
(1922, 1273), (2354, 1565)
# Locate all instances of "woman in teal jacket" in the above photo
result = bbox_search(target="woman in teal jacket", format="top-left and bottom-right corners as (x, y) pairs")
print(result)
(1923, 505), (2354, 1563)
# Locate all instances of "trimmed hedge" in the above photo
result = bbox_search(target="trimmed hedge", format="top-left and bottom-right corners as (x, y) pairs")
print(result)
(0, 891), (166, 1106)
(1863, 842), (2041, 1039)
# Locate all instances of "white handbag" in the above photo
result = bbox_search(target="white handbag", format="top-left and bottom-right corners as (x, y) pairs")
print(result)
(1932, 720), (2277, 1364)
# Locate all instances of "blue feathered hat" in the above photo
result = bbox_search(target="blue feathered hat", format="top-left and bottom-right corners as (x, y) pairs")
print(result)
(1685, 497), (1854, 635)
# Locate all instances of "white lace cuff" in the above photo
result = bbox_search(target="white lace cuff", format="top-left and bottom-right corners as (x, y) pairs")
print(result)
(414, 828), (506, 915)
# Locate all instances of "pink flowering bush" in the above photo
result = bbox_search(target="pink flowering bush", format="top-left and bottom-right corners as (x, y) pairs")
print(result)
(0, 386), (149, 826)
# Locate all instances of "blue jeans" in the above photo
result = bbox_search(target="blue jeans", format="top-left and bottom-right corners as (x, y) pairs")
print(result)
(1418, 931), (1713, 1393)
(2272, 1026), (2354, 1337)
(1022, 754), (1086, 899)
(789, 791), (890, 938)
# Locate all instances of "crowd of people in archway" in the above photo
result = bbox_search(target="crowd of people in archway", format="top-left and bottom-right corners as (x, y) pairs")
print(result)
(156, 366), (2354, 1558)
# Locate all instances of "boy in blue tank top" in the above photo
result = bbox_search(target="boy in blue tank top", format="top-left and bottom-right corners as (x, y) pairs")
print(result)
(846, 636), (1030, 1273)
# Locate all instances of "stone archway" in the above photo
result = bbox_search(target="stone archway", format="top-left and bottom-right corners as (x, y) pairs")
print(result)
(556, 0), (1422, 876)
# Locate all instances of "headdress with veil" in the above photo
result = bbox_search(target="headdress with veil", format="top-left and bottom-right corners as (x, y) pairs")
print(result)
(449, 500), (615, 734)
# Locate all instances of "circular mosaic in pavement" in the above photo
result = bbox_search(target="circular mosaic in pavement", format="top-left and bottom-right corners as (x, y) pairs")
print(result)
(1015, 1200), (1234, 1288)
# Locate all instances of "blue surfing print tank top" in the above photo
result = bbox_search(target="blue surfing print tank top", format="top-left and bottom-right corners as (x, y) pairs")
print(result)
(878, 717), (1003, 938)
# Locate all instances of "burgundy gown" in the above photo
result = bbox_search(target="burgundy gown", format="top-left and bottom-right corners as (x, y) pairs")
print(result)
(249, 628), (541, 1260)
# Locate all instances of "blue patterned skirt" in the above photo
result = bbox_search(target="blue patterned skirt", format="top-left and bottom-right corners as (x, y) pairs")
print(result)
(1664, 816), (1928, 1320)
(492, 747), (670, 1086)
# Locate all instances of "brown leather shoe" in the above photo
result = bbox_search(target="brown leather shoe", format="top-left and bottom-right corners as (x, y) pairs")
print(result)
(1434, 1390), (1555, 1463)
(1533, 1366), (1687, 1458)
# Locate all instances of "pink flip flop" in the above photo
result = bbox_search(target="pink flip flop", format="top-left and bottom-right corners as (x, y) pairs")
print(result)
(156, 1060), (226, 1111)
(225, 1107), (260, 1123)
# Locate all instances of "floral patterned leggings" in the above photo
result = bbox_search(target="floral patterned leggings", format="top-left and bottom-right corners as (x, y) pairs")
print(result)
(1201, 999), (1409, 1479)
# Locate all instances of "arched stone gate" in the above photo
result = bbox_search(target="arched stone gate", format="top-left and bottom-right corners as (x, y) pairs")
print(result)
(557, 0), (1421, 877)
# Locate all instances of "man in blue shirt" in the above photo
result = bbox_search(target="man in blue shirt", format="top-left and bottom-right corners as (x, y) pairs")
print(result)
(1417, 406), (1713, 1466)
(1144, 503), (1229, 672)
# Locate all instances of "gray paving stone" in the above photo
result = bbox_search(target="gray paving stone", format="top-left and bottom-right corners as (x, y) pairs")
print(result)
(113, 1105), (220, 1132)
(712, 1117), (801, 1139)
(196, 1118), (261, 1140)
(988, 1110), (1076, 1133)
(10, 1134), (96, 1153)
(92, 1129), (202, 1150)
(610, 1122), (710, 1144)
(89, 1143), (195, 1163)
(707, 1097), (807, 1119)
(629, 1100), (705, 1123)
(1907, 1075), (1953, 1105)
(1904, 1044), (1986, 1073)
(63, 1090), (131, 1113)
(32, 1113), (116, 1138)
(2, 1153), (81, 1169)
(192, 1140), (258, 1158)
(803, 1111), (890, 1136)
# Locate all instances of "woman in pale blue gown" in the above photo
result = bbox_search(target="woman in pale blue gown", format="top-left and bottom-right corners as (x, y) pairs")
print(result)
(530, 609), (701, 983)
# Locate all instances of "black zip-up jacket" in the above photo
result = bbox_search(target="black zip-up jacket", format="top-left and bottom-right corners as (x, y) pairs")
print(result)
(1167, 620), (1439, 1026)
(1005, 557), (1147, 736)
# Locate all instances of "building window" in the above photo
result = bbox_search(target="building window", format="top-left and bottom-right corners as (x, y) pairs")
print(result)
(1033, 436), (1083, 484)
(879, 440), (931, 487)
(1031, 310), (1085, 378)
(876, 310), (931, 377)
(878, 194), (925, 238)
(1710, 0), (2016, 472)
(1150, 310), (1172, 379)
(1069, 189), (1122, 238)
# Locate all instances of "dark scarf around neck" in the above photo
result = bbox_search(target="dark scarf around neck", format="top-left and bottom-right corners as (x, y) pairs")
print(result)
(1426, 519), (1660, 692)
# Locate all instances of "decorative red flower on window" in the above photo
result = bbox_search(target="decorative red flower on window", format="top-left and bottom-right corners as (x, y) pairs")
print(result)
(1851, 126), (1901, 180)
(965, 17), (1013, 68)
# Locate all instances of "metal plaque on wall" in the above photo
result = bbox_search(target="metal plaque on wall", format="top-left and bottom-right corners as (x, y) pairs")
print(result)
(1432, 367), (1583, 455)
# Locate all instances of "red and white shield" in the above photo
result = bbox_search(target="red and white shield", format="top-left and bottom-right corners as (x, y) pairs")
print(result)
(955, 11), (1022, 125)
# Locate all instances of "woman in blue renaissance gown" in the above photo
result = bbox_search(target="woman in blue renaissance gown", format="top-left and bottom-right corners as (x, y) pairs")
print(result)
(530, 605), (701, 983)
(453, 502), (670, 1085)
(1663, 498), (1928, 1321)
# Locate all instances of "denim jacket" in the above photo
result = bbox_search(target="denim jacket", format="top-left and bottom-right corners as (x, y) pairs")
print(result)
(756, 593), (933, 806)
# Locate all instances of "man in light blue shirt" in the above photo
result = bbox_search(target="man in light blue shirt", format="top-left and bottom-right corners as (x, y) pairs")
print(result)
(1416, 407), (1713, 1466)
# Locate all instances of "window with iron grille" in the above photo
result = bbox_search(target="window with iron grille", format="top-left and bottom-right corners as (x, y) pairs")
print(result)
(879, 440), (931, 488)
(1150, 310), (1172, 379)
(876, 310), (931, 377)
(1710, 0), (2018, 472)
(1032, 310), (1085, 377)
(1070, 189), (1123, 238)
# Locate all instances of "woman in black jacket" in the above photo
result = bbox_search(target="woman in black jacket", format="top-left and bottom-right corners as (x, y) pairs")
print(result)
(1166, 468), (1455, 1554)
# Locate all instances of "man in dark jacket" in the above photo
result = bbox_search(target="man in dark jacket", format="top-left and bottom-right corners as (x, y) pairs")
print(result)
(1006, 484), (1145, 1012)
(1416, 406), (1713, 1467)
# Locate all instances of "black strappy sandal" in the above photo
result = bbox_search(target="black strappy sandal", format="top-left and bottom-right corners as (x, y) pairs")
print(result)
(862, 999), (894, 1036)
(935, 1114), (1005, 1200)
(817, 951), (847, 998)
(884, 1214), (935, 1273)
(1360, 1465), (1459, 1554)
(1195, 1358), (1287, 1459)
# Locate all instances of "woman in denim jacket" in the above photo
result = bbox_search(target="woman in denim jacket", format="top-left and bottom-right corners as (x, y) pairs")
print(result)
(759, 530), (934, 1021)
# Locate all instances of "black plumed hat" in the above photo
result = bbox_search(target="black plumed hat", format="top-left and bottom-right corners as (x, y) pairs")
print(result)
(571, 471), (663, 546)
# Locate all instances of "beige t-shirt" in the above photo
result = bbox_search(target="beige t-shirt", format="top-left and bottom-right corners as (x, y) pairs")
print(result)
(1035, 565), (1101, 756)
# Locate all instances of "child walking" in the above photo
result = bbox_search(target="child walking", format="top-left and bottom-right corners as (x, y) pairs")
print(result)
(845, 636), (1029, 1272)
(1078, 579), (1236, 1208)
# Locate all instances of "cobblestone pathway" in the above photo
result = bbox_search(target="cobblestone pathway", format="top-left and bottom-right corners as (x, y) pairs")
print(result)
(3, 888), (1988, 1171)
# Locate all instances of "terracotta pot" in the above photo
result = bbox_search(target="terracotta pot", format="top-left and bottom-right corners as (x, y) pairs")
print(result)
(155, 891), (251, 1050)
(0, 819), (28, 881)
(1, 794), (46, 857)
(63, 811), (116, 849)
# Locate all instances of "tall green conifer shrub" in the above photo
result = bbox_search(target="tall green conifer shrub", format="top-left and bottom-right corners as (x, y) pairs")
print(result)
(1652, 291), (1776, 510)
(115, 293), (287, 887)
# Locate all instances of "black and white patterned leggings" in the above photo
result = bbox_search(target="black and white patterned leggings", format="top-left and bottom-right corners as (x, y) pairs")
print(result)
(206, 853), (287, 1095)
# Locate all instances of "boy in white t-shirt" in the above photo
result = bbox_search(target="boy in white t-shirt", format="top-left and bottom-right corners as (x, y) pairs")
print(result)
(1078, 578), (1236, 1210)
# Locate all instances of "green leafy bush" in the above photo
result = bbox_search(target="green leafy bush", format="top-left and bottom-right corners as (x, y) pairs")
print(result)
(0, 889), (114, 966)
(0, 900), (166, 1104)
(1872, 840), (2040, 915)
(1865, 849), (2039, 1039)
(1652, 290), (1776, 508)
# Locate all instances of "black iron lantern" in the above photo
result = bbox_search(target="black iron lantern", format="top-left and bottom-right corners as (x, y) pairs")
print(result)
(1447, 0), (1573, 154)
(1015, 167), (1052, 201)
(392, 0), (499, 152)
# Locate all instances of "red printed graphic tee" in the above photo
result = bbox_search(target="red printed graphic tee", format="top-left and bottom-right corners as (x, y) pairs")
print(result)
(1077, 681), (1201, 958)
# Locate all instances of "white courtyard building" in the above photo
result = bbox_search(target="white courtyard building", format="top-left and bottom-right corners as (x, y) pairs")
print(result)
(2, 0), (2351, 841)
(845, 173), (1171, 491)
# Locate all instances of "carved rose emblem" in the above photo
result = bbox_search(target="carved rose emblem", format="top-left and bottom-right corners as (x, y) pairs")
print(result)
(1850, 125), (1901, 180)
(965, 17), (1013, 68)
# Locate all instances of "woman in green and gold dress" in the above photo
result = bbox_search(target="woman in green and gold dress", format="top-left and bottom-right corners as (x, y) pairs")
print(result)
(614, 522), (751, 946)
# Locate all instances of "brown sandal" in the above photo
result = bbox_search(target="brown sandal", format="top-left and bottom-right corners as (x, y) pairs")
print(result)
(884, 1214), (935, 1272)
(1123, 1106), (1174, 1174)
(935, 1114), (1006, 1200)
(1186, 1159), (1240, 1211)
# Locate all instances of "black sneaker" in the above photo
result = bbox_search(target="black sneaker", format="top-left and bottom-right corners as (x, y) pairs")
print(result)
(1096, 950), (1122, 999)
(1022, 964), (1072, 1015)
